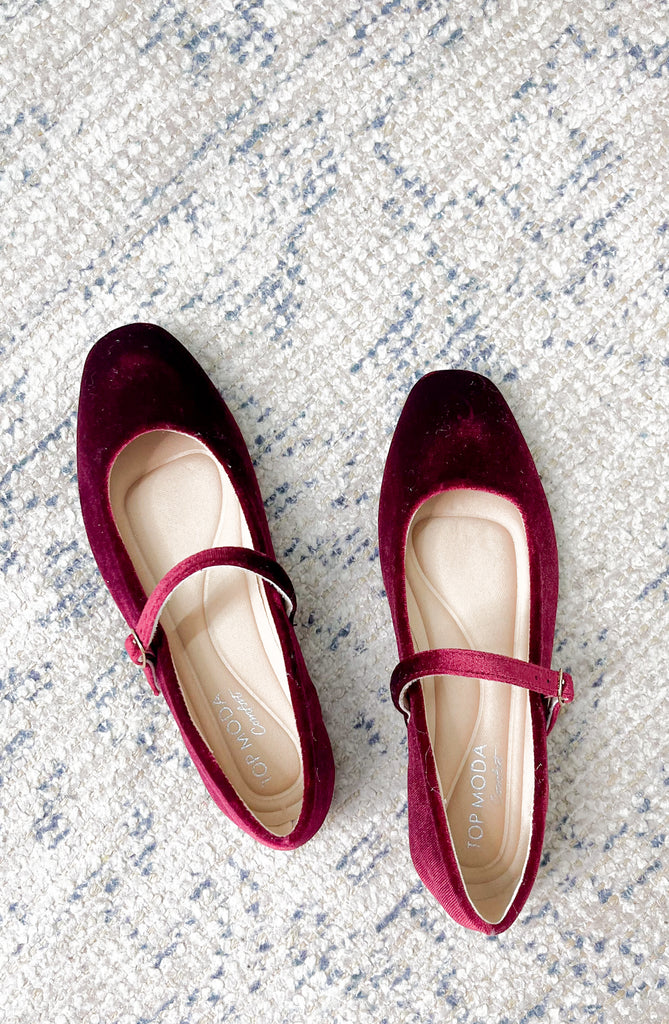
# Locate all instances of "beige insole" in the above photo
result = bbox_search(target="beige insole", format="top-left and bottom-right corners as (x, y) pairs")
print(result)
(406, 489), (534, 924)
(109, 430), (303, 836)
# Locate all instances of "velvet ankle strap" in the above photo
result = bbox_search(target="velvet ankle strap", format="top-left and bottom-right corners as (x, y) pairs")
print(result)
(125, 546), (297, 695)
(391, 648), (573, 729)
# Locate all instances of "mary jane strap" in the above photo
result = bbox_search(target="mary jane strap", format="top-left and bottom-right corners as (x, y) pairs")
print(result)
(390, 647), (573, 731)
(125, 546), (296, 695)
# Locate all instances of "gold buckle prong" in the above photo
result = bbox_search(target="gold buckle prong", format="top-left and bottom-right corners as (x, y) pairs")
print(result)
(129, 629), (148, 669)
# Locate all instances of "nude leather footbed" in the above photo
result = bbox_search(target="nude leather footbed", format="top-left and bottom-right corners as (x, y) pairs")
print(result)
(109, 430), (303, 837)
(405, 489), (534, 924)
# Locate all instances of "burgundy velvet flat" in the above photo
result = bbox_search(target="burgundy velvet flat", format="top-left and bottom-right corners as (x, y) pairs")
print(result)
(379, 371), (573, 933)
(77, 323), (334, 849)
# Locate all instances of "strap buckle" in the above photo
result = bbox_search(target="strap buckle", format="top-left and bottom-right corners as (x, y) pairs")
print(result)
(126, 629), (161, 695)
(127, 628), (150, 669)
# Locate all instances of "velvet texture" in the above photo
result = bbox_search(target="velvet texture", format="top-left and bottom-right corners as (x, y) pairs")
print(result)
(378, 370), (569, 933)
(390, 649), (573, 714)
(124, 546), (298, 695)
(77, 323), (335, 850)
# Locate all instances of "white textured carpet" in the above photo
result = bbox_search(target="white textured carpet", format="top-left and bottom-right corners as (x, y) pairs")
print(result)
(1, 2), (668, 1021)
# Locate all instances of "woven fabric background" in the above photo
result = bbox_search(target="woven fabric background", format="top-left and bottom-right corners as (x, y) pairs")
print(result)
(1, 1), (668, 1021)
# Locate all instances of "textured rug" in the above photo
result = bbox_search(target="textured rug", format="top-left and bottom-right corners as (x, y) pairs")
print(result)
(2, 1), (668, 1021)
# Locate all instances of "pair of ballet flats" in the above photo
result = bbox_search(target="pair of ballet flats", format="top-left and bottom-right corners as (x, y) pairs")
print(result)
(77, 323), (573, 935)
